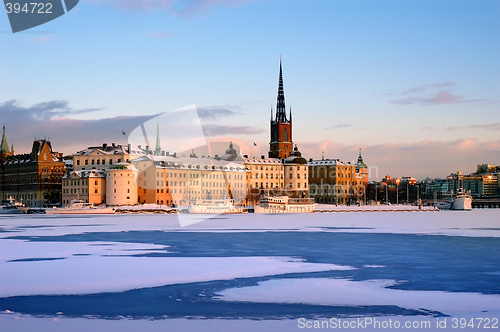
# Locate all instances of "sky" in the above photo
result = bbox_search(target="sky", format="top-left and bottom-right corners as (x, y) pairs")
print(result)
(1, 0), (499, 180)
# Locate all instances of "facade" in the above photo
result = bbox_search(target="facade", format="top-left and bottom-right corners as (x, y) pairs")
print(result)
(244, 156), (284, 191)
(131, 154), (248, 206)
(0, 137), (65, 206)
(61, 169), (106, 206)
(308, 150), (368, 205)
(283, 145), (309, 198)
(72, 143), (136, 171)
(269, 60), (293, 159)
(106, 163), (139, 206)
(308, 158), (358, 204)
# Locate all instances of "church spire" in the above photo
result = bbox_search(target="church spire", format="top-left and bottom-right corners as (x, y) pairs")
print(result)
(275, 58), (288, 123)
(1, 126), (10, 153)
(155, 117), (161, 156)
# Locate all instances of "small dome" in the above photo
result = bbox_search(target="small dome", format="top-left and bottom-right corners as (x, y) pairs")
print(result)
(189, 149), (197, 158)
(284, 145), (307, 164)
(221, 141), (240, 162)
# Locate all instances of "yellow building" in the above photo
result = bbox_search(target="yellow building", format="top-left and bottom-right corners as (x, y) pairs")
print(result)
(131, 155), (248, 206)
(61, 169), (106, 206)
(72, 143), (142, 171)
(308, 158), (364, 205)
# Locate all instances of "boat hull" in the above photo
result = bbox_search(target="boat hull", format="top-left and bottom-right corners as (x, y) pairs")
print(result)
(0, 207), (27, 214)
(187, 206), (243, 214)
(451, 196), (472, 211)
(254, 204), (315, 214)
(46, 207), (116, 214)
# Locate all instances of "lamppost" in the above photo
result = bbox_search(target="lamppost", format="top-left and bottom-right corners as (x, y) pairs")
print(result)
(385, 182), (388, 204)
(396, 179), (400, 205)
(407, 181), (409, 205)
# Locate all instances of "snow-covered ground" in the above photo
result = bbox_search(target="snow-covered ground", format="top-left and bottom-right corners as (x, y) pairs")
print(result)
(0, 210), (499, 331)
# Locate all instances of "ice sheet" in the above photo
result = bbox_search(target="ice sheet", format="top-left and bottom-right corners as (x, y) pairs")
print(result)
(0, 256), (353, 297)
(216, 278), (500, 316)
(1, 209), (499, 238)
(0, 239), (169, 262)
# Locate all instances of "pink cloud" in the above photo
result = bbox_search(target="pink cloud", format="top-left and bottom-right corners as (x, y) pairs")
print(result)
(387, 81), (487, 106)
(86, 0), (252, 15)
(29, 36), (51, 43)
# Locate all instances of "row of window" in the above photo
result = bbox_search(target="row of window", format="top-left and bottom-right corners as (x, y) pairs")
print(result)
(252, 182), (308, 189)
(63, 180), (99, 186)
(76, 158), (128, 166)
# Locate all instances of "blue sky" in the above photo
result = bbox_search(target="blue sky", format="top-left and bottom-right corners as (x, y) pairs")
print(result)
(1, 0), (499, 179)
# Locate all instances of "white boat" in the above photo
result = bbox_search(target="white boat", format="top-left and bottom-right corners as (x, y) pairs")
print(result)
(0, 202), (28, 214)
(436, 189), (472, 211)
(451, 189), (472, 210)
(46, 200), (116, 214)
(188, 199), (243, 214)
(254, 195), (315, 213)
(0, 197), (28, 214)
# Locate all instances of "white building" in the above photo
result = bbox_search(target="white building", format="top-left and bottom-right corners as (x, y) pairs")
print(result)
(106, 163), (139, 206)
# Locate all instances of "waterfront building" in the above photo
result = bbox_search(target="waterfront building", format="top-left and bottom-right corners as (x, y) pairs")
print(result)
(244, 156), (284, 191)
(0, 133), (65, 206)
(106, 163), (139, 206)
(61, 169), (106, 206)
(283, 145), (309, 198)
(131, 154), (248, 206)
(308, 150), (368, 205)
(308, 158), (359, 204)
(72, 143), (144, 171)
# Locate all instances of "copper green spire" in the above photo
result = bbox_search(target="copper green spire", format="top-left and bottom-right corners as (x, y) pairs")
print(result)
(1, 126), (10, 153)
(155, 116), (161, 156)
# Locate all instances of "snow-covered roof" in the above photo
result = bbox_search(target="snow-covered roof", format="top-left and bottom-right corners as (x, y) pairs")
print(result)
(308, 159), (352, 166)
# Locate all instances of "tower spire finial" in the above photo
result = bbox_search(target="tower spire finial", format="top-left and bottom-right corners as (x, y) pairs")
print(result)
(276, 56), (288, 123)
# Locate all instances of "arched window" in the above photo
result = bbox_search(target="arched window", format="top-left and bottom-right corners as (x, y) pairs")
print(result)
(283, 128), (288, 142)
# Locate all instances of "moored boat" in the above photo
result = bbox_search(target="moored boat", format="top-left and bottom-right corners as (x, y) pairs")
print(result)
(188, 199), (243, 214)
(255, 195), (315, 213)
(46, 200), (116, 214)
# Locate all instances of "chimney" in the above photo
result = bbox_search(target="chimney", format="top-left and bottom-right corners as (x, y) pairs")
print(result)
(145, 146), (149, 155)
(161, 151), (165, 156)
(138, 145), (141, 150)
(112, 143), (116, 147)
(127, 143), (131, 153)
(103, 143), (107, 148)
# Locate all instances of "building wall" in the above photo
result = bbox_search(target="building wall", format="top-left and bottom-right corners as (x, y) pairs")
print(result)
(73, 144), (131, 171)
(106, 167), (138, 206)
(244, 157), (284, 191)
(308, 160), (365, 204)
(1, 140), (64, 206)
(62, 170), (106, 206)
(284, 164), (308, 198)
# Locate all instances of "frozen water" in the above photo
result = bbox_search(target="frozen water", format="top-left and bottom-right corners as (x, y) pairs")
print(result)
(216, 278), (500, 316)
(0, 209), (499, 331)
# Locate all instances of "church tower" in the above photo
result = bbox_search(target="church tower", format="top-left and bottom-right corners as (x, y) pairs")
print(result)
(269, 59), (293, 159)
